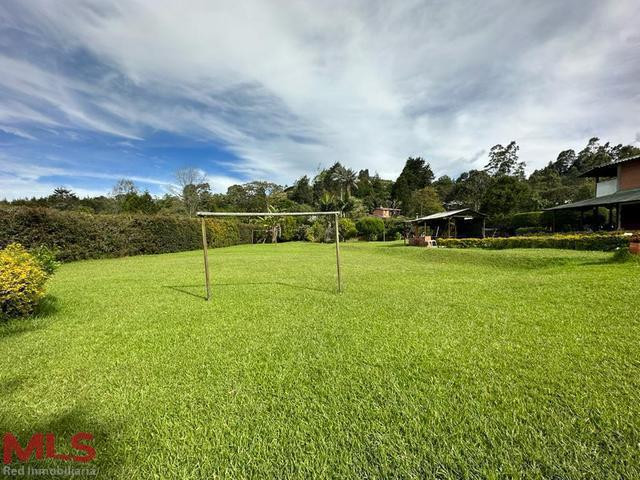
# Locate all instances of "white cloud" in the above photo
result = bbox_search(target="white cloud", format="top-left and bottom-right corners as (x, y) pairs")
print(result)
(0, 0), (639, 187)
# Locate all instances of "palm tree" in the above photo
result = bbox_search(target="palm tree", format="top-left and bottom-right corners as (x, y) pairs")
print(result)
(331, 166), (358, 200)
(319, 192), (336, 212)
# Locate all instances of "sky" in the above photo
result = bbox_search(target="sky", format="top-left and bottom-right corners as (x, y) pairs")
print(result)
(0, 0), (639, 200)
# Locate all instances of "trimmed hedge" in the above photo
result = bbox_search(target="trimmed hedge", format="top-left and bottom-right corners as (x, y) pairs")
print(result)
(0, 207), (251, 261)
(438, 233), (631, 251)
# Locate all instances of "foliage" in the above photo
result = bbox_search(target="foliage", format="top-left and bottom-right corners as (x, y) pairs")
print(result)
(382, 218), (405, 241)
(0, 243), (48, 320)
(611, 247), (639, 263)
(30, 245), (61, 275)
(356, 216), (384, 241)
(485, 141), (524, 177)
(0, 207), (251, 261)
(409, 186), (444, 218)
(509, 211), (544, 229)
(438, 233), (630, 251)
(391, 157), (435, 213)
(514, 226), (548, 236)
(339, 217), (358, 240)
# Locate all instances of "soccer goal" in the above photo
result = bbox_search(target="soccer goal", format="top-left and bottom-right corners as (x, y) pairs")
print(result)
(196, 211), (343, 300)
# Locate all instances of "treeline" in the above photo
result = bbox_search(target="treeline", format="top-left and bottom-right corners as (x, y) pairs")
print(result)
(3, 137), (639, 230)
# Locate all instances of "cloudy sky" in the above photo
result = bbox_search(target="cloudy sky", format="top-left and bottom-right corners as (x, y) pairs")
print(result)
(1, 0), (639, 199)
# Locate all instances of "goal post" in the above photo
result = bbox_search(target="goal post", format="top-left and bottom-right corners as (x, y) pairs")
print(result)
(196, 211), (343, 300)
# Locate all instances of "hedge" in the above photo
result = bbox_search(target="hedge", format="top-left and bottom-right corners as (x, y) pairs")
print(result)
(0, 207), (251, 262)
(438, 233), (631, 251)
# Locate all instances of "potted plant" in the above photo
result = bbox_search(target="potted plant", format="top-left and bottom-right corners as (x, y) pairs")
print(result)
(630, 234), (640, 255)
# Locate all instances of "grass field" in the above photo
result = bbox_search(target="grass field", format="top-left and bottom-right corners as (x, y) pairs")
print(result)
(1, 242), (639, 478)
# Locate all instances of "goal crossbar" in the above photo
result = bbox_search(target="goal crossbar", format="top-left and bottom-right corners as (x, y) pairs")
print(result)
(196, 211), (342, 300)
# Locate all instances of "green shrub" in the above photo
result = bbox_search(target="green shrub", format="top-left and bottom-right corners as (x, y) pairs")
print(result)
(308, 218), (329, 243)
(0, 207), (252, 261)
(356, 216), (384, 241)
(339, 218), (357, 240)
(438, 233), (630, 251)
(205, 219), (240, 248)
(515, 226), (548, 236)
(509, 211), (543, 229)
(611, 248), (638, 263)
(382, 218), (405, 241)
(0, 243), (48, 320)
(30, 245), (61, 275)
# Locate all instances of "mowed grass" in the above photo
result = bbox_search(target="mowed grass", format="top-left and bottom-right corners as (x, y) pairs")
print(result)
(1, 242), (639, 479)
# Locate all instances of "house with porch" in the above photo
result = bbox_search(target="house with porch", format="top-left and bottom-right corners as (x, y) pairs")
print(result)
(547, 154), (640, 230)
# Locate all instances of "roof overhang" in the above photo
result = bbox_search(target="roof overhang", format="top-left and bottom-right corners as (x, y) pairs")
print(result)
(580, 154), (640, 178)
(405, 208), (486, 223)
(546, 187), (640, 211)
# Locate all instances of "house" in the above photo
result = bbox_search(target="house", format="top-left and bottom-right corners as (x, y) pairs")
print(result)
(405, 208), (486, 245)
(371, 207), (401, 218)
(546, 154), (640, 230)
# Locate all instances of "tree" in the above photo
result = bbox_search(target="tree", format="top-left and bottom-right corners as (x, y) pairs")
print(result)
(172, 168), (209, 216)
(288, 175), (314, 205)
(111, 179), (138, 197)
(48, 187), (78, 210)
(432, 175), (455, 203)
(485, 141), (524, 177)
(481, 176), (534, 225)
(331, 166), (358, 199)
(391, 157), (435, 211)
(409, 186), (444, 217)
(355, 216), (384, 241)
(449, 170), (491, 211)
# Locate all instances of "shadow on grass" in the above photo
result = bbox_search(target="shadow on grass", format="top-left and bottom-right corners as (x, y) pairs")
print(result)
(164, 281), (331, 298)
(0, 295), (58, 341)
(3, 406), (125, 477)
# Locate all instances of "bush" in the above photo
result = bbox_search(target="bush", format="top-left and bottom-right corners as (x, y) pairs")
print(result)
(0, 243), (48, 320)
(509, 211), (543, 230)
(382, 218), (405, 241)
(438, 233), (630, 251)
(30, 245), (61, 275)
(515, 227), (548, 236)
(339, 218), (358, 240)
(611, 248), (638, 263)
(356, 216), (384, 241)
(0, 207), (252, 261)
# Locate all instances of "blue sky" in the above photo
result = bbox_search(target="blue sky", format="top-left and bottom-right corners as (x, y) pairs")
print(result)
(1, 0), (639, 200)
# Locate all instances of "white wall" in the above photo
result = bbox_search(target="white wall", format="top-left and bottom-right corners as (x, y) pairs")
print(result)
(596, 178), (617, 197)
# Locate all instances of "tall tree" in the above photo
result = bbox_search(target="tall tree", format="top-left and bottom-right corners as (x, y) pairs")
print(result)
(409, 186), (444, 217)
(391, 157), (435, 212)
(288, 175), (313, 205)
(173, 168), (209, 216)
(331, 166), (358, 199)
(449, 170), (491, 211)
(485, 141), (524, 177)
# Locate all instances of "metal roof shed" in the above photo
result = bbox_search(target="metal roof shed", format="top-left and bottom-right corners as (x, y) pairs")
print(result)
(406, 208), (487, 239)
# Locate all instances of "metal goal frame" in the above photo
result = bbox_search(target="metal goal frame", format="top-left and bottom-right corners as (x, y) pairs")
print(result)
(196, 211), (343, 300)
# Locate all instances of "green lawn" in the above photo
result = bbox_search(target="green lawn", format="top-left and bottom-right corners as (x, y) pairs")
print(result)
(1, 242), (639, 478)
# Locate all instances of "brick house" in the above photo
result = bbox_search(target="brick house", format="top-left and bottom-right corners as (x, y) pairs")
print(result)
(547, 154), (640, 230)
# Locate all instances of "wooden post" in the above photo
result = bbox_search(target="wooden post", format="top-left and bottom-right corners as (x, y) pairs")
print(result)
(482, 217), (486, 238)
(617, 203), (622, 230)
(201, 218), (211, 301)
(334, 213), (342, 293)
